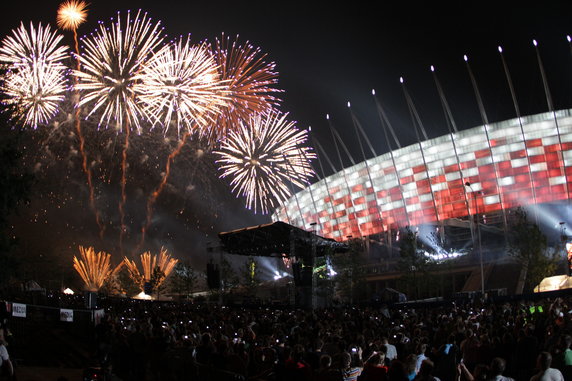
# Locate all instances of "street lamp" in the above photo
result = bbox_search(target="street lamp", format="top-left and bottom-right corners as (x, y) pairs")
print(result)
(465, 182), (484, 295)
(310, 222), (317, 309)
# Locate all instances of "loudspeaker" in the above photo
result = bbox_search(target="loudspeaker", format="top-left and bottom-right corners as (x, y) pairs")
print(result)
(300, 267), (313, 287)
(292, 262), (302, 285)
(207, 263), (220, 289)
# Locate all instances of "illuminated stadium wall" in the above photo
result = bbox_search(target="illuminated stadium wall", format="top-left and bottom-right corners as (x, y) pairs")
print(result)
(271, 110), (572, 241)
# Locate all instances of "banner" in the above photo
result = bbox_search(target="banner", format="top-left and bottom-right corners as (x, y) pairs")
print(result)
(12, 303), (26, 318)
(93, 309), (105, 325)
(60, 309), (73, 322)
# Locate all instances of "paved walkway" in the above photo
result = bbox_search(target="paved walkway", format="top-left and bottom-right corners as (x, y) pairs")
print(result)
(14, 366), (83, 381)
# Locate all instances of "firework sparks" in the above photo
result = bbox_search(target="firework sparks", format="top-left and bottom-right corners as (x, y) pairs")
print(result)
(138, 132), (191, 251)
(215, 111), (316, 214)
(0, 22), (69, 128)
(57, 1), (88, 31)
(123, 257), (143, 289)
(123, 248), (178, 291)
(75, 10), (164, 249)
(73, 246), (122, 291)
(138, 37), (228, 136)
(74, 10), (165, 132)
(1, 60), (68, 127)
(118, 125), (130, 254)
(0, 22), (68, 65)
(209, 34), (282, 143)
(56, 0), (104, 238)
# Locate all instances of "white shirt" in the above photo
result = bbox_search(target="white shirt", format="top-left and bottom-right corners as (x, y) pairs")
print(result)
(385, 343), (397, 361)
(416, 354), (427, 373)
(530, 368), (565, 381)
(0, 344), (9, 368)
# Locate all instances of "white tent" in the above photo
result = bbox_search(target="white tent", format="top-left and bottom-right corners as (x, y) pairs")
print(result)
(534, 275), (572, 293)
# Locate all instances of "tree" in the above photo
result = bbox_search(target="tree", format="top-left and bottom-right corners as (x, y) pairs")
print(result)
(114, 266), (141, 297)
(240, 256), (260, 296)
(169, 261), (197, 300)
(509, 207), (558, 293)
(330, 238), (367, 303)
(314, 256), (336, 302)
(220, 257), (239, 291)
(397, 227), (435, 300)
(149, 266), (166, 299)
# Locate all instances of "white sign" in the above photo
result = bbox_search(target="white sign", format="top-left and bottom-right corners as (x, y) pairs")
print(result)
(93, 309), (105, 325)
(60, 309), (74, 322)
(12, 303), (26, 318)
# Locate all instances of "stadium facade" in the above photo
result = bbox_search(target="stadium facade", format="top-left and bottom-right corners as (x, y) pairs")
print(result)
(272, 109), (572, 242)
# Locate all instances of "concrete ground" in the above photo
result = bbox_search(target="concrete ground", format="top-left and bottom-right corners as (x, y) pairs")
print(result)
(13, 366), (83, 381)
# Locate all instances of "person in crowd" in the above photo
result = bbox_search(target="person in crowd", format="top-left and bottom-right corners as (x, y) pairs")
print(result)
(415, 344), (428, 374)
(415, 359), (440, 381)
(561, 334), (572, 366)
(530, 352), (564, 381)
(360, 351), (388, 381)
(16, 291), (572, 381)
(340, 351), (362, 381)
(405, 354), (418, 381)
(383, 337), (398, 363)
(316, 354), (343, 381)
(460, 329), (480, 373)
(388, 359), (409, 381)
(434, 333), (460, 381)
(0, 330), (13, 381)
(488, 357), (513, 381)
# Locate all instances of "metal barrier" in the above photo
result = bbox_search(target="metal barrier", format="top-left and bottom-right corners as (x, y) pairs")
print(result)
(3, 300), (102, 368)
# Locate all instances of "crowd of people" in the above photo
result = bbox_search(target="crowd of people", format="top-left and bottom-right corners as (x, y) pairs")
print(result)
(71, 295), (572, 381)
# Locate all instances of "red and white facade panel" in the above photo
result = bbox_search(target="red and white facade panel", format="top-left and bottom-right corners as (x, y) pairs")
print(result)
(272, 110), (572, 241)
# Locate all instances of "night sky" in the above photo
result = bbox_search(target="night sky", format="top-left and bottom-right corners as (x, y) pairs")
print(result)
(1, 1), (571, 284)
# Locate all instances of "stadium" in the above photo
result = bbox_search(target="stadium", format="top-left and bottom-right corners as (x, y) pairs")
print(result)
(272, 109), (572, 240)
(270, 106), (572, 297)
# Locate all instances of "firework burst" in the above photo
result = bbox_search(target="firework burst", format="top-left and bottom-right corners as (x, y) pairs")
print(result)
(57, 0), (88, 31)
(123, 248), (178, 290)
(215, 111), (316, 214)
(0, 22), (69, 127)
(0, 22), (68, 65)
(56, 0), (106, 238)
(209, 34), (282, 143)
(74, 10), (164, 250)
(139, 37), (228, 136)
(74, 10), (165, 132)
(73, 246), (122, 291)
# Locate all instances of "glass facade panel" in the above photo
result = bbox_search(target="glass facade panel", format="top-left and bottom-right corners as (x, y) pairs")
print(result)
(271, 111), (572, 240)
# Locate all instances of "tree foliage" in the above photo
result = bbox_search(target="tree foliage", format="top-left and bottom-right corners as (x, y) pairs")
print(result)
(397, 227), (437, 300)
(314, 256), (336, 301)
(240, 256), (260, 295)
(330, 238), (367, 303)
(114, 266), (141, 297)
(169, 261), (197, 299)
(150, 266), (166, 298)
(220, 257), (239, 291)
(508, 207), (558, 292)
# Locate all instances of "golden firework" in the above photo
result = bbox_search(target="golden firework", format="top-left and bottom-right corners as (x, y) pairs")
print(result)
(73, 246), (122, 291)
(57, 1), (88, 31)
(123, 248), (179, 290)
